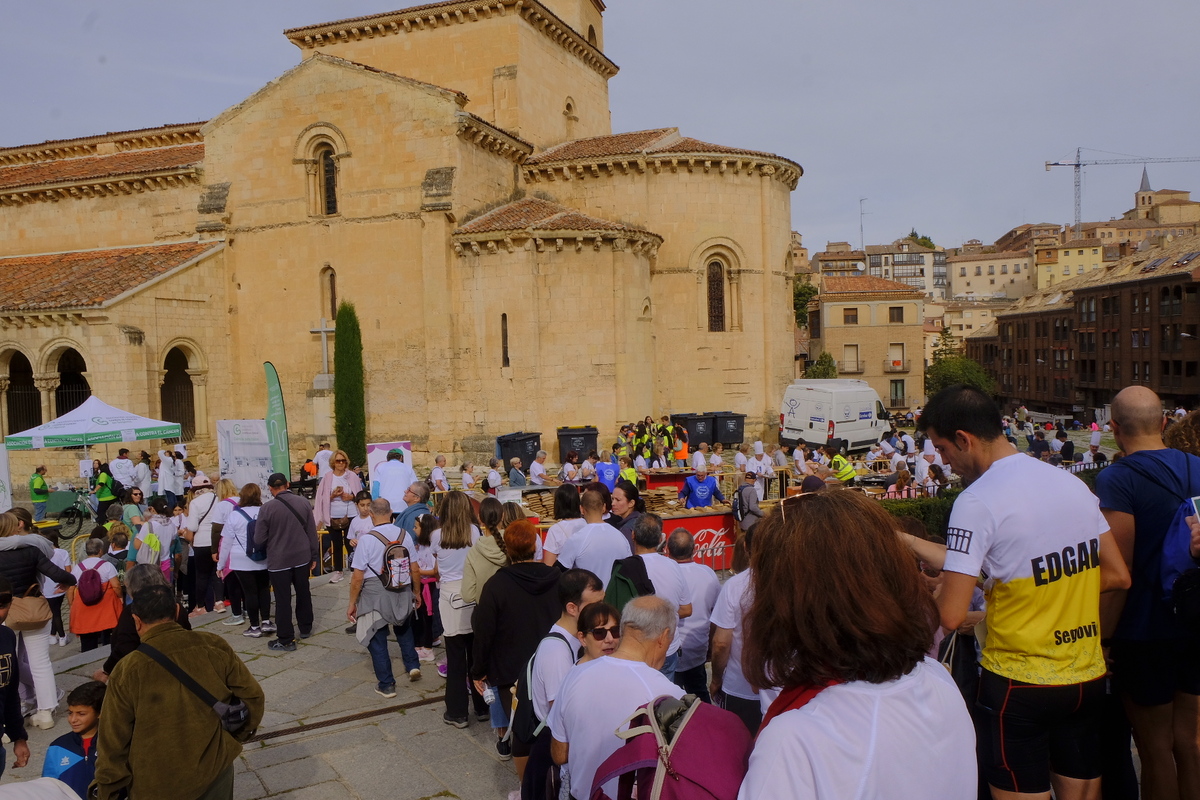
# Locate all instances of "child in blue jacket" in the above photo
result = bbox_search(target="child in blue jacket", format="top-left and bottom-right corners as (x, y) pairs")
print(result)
(42, 680), (106, 797)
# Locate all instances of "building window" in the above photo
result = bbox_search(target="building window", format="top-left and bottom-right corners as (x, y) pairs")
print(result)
(501, 314), (510, 368)
(317, 145), (338, 215)
(319, 266), (337, 321)
(959, 267), (966, 277)
(889, 307), (904, 323)
(1001, 264), (1008, 274)
(975, 266), (982, 276)
(988, 265), (995, 275)
(707, 261), (726, 332)
(889, 379), (905, 407)
(843, 307), (859, 325)
(1014, 264), (1020, 273)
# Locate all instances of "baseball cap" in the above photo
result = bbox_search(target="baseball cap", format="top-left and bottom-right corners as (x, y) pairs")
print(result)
(191, 472), (213, 488)
(267, 473), (289, 487)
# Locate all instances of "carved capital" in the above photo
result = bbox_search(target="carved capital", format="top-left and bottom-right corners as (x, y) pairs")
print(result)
(33, 374), (60, 393)
(0, 378), (9, 393)
(185, 369), (209, 387)
(157, 370), (168, 388)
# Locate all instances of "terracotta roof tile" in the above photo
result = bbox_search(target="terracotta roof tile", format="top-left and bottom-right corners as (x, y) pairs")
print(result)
(821, 276), (924, 294)
(652, 137), (783, 161)
(454, 197), (653, 236)
(526, 129), (677, 164)
(0, 144), (203, 192)
(0, 242), (220, 312)
(945, 249), (1031, 262)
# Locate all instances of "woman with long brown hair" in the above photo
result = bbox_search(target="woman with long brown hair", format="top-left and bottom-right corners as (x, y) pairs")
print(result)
(739, 491), (975, 798)
(431, 491), (485, 727)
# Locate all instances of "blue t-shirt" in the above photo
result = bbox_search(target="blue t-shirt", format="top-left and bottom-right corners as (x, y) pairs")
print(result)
(594, 461), (619, 491)
(680, 475), (723, 508)
(1095, 448), (1200, 641)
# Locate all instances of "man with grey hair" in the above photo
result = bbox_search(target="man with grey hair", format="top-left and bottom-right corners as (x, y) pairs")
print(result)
(549, 595), (684, 800)
(392, 482), (432, 541)
(667, 529), (720, 701)
(347, 498), (421, 697)
(530, 450), (550, 486)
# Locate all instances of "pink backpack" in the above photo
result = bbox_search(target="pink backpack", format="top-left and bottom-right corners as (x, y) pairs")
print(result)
(589, 695), (752, 800)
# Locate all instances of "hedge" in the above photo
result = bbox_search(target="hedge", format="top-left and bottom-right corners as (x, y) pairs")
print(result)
(879, 488), (962, 539)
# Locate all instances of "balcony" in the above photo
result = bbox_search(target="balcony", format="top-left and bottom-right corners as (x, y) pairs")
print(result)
(888, 398), (908, 409)
(838, 360), (864, 374)
(883, 359), (911, 373)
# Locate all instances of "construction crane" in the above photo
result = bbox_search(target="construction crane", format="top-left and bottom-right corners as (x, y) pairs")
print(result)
(1045, 147), (1200, 236)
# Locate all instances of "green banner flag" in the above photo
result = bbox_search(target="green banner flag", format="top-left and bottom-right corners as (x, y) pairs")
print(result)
(264, 362), (290, 477)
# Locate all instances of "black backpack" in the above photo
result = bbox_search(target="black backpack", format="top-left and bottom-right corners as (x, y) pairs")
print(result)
(511, 632), (578, 744)
(731, 484), (754, 522)
(236, 507), (267, 562)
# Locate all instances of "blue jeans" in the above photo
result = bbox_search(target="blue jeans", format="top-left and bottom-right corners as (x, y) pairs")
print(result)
(489, 686), (511, 729)
(32, 502), (47, 523)
(366, 616), (419, 689)
(659, 650), (679, 682)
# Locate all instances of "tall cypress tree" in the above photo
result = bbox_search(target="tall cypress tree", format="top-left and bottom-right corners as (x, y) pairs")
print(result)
(333, 301), (367, 467)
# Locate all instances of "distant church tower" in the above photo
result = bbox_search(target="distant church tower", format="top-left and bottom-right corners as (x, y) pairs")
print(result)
(1134, 166), (1155, 219)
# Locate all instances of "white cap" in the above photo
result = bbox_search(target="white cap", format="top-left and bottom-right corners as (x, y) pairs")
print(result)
(754, 441), (764, 455)
(923, 439), (936, 456)
(881, 440), (895, 455)
(1090, 431), (1103, 447)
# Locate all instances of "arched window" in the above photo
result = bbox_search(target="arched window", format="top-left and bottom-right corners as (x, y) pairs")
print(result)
(501, 314), (511, 368)
(5, 351), (39, 434)
(55, 349), (90, 417)
(317, 145), (338, 215)
(160, 348), (195, 442)
(587, 25), (598, 47)
(707, 260), (726, 332)
(320, 265), (338, 321)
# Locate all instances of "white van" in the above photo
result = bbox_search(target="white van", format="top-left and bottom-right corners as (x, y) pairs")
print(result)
(779, 379), (889, 452)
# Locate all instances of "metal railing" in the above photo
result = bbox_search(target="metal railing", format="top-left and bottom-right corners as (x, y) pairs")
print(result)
(883, 360), (911, 373)
(838, 360), (864, 373)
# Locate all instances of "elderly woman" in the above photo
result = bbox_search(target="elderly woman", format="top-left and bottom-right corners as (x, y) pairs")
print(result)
(314, 449), (363, 584)
(0, 511), (76, 730)
(738, 491), (976, 798)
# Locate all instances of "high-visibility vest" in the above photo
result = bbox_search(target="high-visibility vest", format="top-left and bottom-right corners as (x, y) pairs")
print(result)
(831, 454), (856, 483)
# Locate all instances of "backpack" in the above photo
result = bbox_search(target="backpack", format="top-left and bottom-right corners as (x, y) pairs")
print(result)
(136, 523), (162, 565)
(511, 631), (578, 744)
(237, 507), (267, 562)
(605, 556), (655, 612)
(102, 552), (128, 586)
(588, 694), (752, 800)
(367, 531), (413, 592)
(77, 561), (106, 606)
(731, 484), (753, 523)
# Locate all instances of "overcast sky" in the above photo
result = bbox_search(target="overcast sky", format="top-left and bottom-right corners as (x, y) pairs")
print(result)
(4, 0), (1199, 252)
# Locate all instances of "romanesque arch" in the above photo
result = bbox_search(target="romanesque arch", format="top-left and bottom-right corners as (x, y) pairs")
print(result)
(53, 348), (91, 417)
(157, 338), (209, 440)
(293, 122), (351, 217)
(689, 238), (747, 333)
(0, 347), (40, 435)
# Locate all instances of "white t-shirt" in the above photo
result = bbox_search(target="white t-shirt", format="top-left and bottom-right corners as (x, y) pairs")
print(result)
(556, 522), (633, 589)
(942, 453), (1108, 685)
(913, 457), (930, 484)
(429, 525), (481, 583)
(184, 491), (219, 548)
(42, 549), (72, 598)
(374, 459), (417, 511)
(544, 517), (587, 556)
(531, 623), (579, 721)
(140, 516), (179, 564)
(529, 460), (547, 485)
(430, 466), (449, 492)
(329, 473), (354, 519)
(347, 514), (374, 544)
(314, 449), (333, 478)
(900, 433), (916, 455)
(709, 453), (723, 468)
(548, 657), (685, 800)
(74, 556), (118, 585)
(414, 543), (436, 573)
(734, 452), (748, 471)
(710, 569), (757, 700)
(110, 457), (136, 488)
(746, 456), (775, 501)
(487, 469), (503, 490)
(676, 562), (721, 671)
(217, 505), (266, 573)
(638, 553), (690, 656)
(211, 497), (236, 529)
(461, 471), (476, 491)
(692, 451), (707, 472)
(352, 524), (417, 577)
(739, 659), (976, 800)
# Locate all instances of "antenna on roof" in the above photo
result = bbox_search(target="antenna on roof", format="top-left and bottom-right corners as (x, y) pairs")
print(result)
(858, 198), (868, 252)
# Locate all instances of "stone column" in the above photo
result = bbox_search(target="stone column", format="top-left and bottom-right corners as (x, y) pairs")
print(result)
(729, 269), (743, 332)
(33, 374), (60, 422)
(0, 378), (9, 437)
(186, 370), (210, 438)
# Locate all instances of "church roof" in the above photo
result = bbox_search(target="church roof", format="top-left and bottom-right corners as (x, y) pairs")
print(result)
(455, 197), (651, 236)
(0, 241), (221, 313)
(1139, 166), (1152, 193)
(526, 128), (801, 173)
(0, 144), (204, 192)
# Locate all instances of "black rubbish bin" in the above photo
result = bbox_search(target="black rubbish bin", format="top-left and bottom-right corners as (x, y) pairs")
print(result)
(671, 413), (713, 448)
(496, 432), (543, 473)
(556, 426), (599, 465)
(712, 412), (747, 446)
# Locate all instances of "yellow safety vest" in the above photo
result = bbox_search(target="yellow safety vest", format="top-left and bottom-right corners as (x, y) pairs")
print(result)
(831, 454), (856, 483)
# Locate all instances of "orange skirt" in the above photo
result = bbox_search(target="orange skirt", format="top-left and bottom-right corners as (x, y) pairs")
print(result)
(70, 585), (123, 634)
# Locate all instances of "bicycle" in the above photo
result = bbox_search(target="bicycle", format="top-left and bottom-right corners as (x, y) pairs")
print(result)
(56, 488), (96, 540)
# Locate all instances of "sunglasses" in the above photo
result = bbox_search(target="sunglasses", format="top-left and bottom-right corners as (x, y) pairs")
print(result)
(334, 459), (348, 464)
(587, 625), (619, 641)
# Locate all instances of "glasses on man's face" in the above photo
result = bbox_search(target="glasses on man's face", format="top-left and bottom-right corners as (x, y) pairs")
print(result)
(587, 625), (619, 641)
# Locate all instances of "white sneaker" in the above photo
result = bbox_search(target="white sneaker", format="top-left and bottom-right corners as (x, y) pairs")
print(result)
(30, 710), (54, 730)
(417, 647), (435, 662)
(330, 571), (344, 584)
(56, 635), (68, 647)
(215, 604), (228, 614)
(222, 615), (245, 626)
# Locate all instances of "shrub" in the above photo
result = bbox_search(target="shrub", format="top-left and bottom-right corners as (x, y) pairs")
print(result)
(879, 488), (962, 539)
(333, 301), (367, 467)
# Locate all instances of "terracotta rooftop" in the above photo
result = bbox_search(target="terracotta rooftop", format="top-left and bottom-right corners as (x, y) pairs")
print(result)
(0, 144), (204, 192)
(821, 276), (924, 295)
(525, 128), (801, 175)
(454, 197), (654, 236)
(1055, 238), (1103, 249)
(864, 241), (935, 255)
(945, 249), (1030, 263)
(0, 122), (206, 159)
(0, 242), (221, 313)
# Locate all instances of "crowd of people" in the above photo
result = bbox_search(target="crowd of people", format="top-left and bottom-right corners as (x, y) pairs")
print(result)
(6, 387), (1200, 799)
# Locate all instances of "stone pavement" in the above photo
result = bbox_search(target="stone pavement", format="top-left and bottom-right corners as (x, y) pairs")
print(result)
(0, 575), (517, 799)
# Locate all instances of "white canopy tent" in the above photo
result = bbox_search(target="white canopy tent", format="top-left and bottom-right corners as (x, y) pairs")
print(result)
(3, 396), (181, 451)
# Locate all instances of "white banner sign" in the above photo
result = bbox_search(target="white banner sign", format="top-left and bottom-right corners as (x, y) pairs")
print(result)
(366, 441), (413, 478)
(0, 445), (11, 514)
(216, 420), (274, 493)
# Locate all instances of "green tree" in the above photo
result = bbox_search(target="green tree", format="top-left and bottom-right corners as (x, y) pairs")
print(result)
(793, 280), (819, 326)
(806, 351), (838, 379)
(925, 355), (996, 396)
(333, 301), (367, 467)
(931, 326), (961, 361)
(907, 228), (937, 250)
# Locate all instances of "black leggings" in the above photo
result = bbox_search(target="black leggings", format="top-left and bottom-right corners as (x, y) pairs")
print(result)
(235, 570), (271, 627)
(47, 596), (65, 638)
(193, 546), (217, 612)
(80, 630), (112, 652)
(327, 518), (350, 572)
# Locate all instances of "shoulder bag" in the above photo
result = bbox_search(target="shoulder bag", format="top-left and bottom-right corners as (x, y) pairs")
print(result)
(137, 643), (250, 733)
(8, 583), (51, 632)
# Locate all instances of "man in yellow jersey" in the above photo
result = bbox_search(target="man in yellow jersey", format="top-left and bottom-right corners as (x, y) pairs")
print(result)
(902, 385), (1130, 800)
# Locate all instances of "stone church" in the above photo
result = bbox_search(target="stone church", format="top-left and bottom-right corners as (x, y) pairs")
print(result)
(0, 0), (802, 478)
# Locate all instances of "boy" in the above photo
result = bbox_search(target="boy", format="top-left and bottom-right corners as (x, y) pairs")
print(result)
(42, 681), (106, 796)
